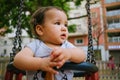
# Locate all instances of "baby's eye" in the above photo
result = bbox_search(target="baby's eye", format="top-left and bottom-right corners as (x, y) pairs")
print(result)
(55, 22), (60, 25)
(65, 23), (68, 27)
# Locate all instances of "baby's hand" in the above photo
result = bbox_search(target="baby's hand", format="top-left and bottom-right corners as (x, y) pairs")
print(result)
(51, 48), (71, 68)
(40, 57), (59, 74)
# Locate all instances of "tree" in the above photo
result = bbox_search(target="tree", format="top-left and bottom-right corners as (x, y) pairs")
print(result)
(92, 19), (103, 50)
(0, 0), (83, 37)
(68, 24), (76, 33)
(91, 7), (104, 60)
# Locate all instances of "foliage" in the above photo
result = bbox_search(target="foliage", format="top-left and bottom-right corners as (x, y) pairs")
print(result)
(68, 24), (76, 33)
(0, 0), (83, 37)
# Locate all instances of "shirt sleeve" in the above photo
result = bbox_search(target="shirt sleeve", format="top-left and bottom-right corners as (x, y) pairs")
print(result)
(25, 39), (39, 54)
(64, 40), (76, 48)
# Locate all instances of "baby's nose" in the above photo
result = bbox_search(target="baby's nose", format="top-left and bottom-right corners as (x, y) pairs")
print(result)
(61, 25), (67, 31)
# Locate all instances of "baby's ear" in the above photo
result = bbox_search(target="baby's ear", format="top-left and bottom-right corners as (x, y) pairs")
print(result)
(36, 25), (43, 36)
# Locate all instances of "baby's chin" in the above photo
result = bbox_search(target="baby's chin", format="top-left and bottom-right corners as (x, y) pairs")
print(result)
(53, 39), (66, 45)
(59, 40), (66, 44)
(53, 42), (63, 45)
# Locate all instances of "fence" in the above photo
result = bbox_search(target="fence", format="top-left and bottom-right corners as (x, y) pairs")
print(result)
(96, 61), (120, 80)
(0, 58), (120, 80)
(0, 57), (9, 80)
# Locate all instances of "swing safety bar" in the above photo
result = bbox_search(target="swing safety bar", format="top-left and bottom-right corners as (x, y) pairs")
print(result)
(6, 61), (98, 77)
(55, 62), (98, 77)
(58, 62), (98, 72)
(6, 62), (26, 75)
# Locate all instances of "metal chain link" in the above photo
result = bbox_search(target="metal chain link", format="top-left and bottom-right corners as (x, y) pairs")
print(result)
(33, 71), (39, 80)
(61, 71), (68, 80)
(18, 0), (24, 51)
(85, 0), (96, 64)
(10, 0), (24, 62)
(61, 74), (67, 80)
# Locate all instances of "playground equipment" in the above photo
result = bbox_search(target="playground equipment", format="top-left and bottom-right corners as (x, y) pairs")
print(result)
(5, 0), (99, 80)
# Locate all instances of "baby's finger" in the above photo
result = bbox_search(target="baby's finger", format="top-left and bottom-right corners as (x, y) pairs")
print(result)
(48, 68), (59, 74)
(50, 54), (55, 61)
(53, 54), (64, 62)
(56, 59), (66, 69)
(51, 48), (61, 57)
(49, 61), (59, 67)
(50, 50), (59, 61)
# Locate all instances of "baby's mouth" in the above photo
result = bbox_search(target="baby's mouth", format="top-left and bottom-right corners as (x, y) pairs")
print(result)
(61, 34), (66, 39)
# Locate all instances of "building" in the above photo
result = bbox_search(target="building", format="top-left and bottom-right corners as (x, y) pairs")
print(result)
(68, 0), (107, 61)
(101, 0), (120, 63)
(0, 29), (32, 57)
(68, 0), (120, 62)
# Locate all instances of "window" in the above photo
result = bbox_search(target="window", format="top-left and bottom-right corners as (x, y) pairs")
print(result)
(4, 40), (7, 45)
(75, 38), (83, 45)
(4, 49), (7, 55)
(114, 18), (119, 23)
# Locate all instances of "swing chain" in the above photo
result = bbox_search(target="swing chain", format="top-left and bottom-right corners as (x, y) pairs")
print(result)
(10, 0), (24, 62)
(85, 0), (96, 64)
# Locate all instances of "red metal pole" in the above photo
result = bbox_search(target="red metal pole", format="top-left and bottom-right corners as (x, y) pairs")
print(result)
(5, 70), (14, 80)
(16, 73), (23, 80)
(85, 72), (99, 80)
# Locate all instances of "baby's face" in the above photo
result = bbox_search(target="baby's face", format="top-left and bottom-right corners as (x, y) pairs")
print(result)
(41, 9), (68, 45)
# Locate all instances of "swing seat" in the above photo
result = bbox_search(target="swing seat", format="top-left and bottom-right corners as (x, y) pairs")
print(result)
(6, 62), (26, 75)
(5, 60), (98, 80)
(5, 62), (26, 80)
(55, 62), (98, 77)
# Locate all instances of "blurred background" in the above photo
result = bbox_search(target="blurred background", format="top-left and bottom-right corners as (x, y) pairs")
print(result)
(0, 0), (120, 80)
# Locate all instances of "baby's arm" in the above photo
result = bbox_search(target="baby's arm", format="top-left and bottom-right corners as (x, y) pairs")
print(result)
(51, 47), (86, 68)
(13, 47), (59, 74)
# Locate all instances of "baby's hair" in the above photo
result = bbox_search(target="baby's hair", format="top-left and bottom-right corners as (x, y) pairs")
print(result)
(30, 6), (65, 37)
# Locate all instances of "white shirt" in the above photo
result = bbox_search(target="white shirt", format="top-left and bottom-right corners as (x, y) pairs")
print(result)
(26, 39), (75, 80)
